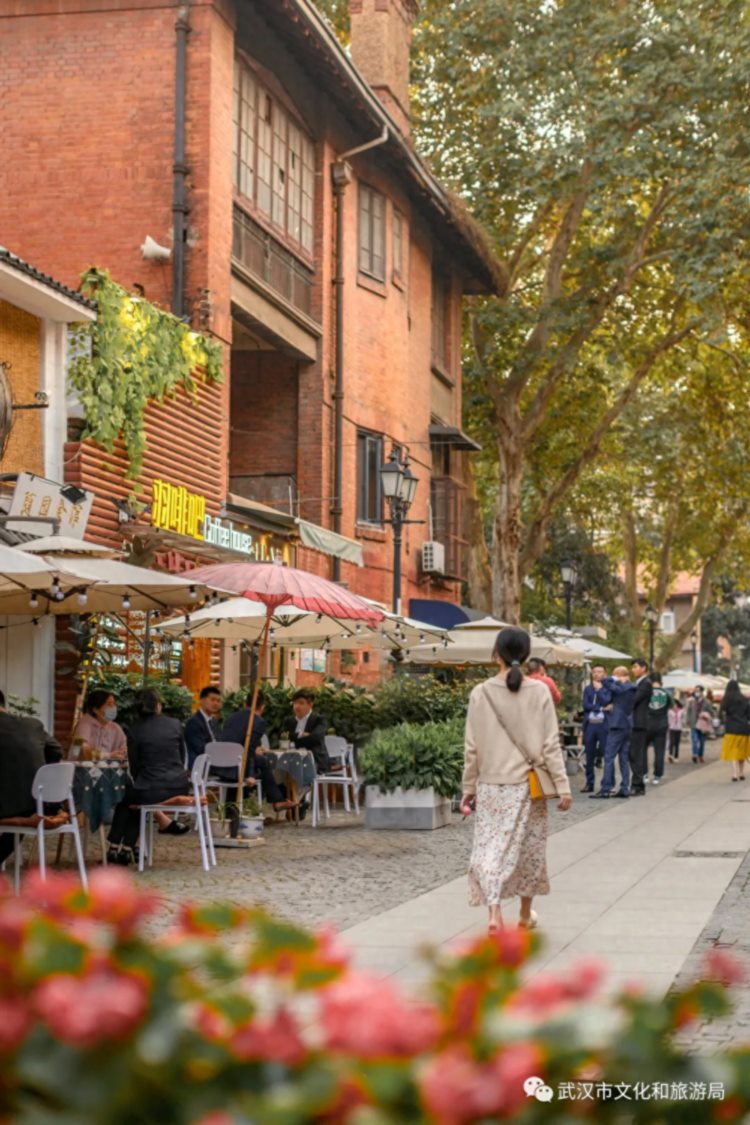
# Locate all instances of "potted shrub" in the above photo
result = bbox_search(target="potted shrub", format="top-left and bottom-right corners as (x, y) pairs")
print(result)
(236, 793), (264, 839)
(360, 717), (464, 829)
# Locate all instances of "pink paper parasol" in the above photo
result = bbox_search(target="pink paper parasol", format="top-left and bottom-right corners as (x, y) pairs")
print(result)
(186, 562), (384, 789)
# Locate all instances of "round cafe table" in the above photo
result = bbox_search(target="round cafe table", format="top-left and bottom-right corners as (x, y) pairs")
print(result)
(263, 749), (316, 822)
(71, 760), (131, 862)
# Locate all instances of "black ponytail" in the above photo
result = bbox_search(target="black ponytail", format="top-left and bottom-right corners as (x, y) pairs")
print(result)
(492, 627), (532, 694)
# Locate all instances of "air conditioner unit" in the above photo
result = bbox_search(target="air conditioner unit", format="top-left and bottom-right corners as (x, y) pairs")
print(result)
(421, 541), (445, 575)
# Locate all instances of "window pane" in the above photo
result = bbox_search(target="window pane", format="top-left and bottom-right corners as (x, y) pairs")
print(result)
(432, 273), (448, 369)
(367, 436), (380, 521)
(257, 93), (273, 215)
(272, 110), (287, 228)
(393, 211), (403, 277)
(301, 137), (314, 252)
(372, 192), (385, 280)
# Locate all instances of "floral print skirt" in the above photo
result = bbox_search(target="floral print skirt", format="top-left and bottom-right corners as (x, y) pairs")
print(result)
(468, 782), (550, 906)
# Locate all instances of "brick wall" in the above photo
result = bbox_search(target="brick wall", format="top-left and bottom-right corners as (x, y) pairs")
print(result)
(230, 350), (298, 478)
(0, 301), (43, 474)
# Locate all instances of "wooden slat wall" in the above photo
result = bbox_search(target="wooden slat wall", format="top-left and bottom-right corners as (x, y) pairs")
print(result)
(56, 379), (226, 741)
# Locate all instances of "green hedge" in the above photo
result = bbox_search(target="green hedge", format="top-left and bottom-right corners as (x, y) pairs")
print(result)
(86, 673), (194, 730)
(359, 716), (465, 797)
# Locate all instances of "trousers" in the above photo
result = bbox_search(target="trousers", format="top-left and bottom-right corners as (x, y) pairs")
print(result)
(583, 724), (608, 788)
(669, 730), (682, 759)
(109, 781), (190, 851)
(601, 727), (631, 795)
(691, 728), (706, 759)
(646, 729), (667, 778)
(630, 729), (648, 793)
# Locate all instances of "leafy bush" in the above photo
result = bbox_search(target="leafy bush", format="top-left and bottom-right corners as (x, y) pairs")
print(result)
(1, 870), (748, 1124)
(359, 717), (465, 797)
(87, 672), (194, 730)
(370, 674), (470, 729)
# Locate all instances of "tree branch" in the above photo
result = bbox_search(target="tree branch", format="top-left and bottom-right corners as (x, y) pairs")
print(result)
(654, 500), (681, 613)
(519, 324), (693, 575)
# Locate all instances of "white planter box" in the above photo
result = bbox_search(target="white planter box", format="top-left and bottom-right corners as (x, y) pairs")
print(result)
(365, 785), (452, 831)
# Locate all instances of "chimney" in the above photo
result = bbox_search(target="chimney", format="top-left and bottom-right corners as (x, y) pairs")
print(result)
(350, 0), (419, 136)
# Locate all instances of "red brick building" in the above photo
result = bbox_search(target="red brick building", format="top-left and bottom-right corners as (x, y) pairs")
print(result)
(0, 0), (499, 685)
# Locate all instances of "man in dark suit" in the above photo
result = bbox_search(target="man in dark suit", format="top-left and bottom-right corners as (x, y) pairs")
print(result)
(591, 667), (636, 799)
(281, 689), (330, 774)
(220, 690), (294, 810)
(183, 686), (222, 768)
(629, 658), (653, 796)
(0, 690), (62, 863)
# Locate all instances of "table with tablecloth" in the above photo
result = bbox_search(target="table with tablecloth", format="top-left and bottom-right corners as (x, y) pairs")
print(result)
(263, 749), (317, 797)
(72, 762), (130, 832)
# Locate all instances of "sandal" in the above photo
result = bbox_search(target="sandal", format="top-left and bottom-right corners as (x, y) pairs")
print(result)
(519, 909), (538, 930)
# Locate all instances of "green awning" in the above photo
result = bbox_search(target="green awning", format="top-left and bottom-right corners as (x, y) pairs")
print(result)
(297, 519), (364, 567)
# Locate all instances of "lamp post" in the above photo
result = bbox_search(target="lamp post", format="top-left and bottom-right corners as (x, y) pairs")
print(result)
(380, 449), (419, 615)
(560, 561), (578, 631)
(690, 628), (699, 674)
(644, 603), (659, 669)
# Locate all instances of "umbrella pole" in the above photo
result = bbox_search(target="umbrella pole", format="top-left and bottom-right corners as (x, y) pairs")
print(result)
(69, 614), (102, 753)
(239, 612), (270, 798)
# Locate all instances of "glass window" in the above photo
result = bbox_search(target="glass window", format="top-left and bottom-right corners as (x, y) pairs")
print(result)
(432, 271), (449, 371)
(233, 57), (314, 256)
(359, 184), (386, 281)
(392, 210), (404, 281)
(357, 431), (384, 523)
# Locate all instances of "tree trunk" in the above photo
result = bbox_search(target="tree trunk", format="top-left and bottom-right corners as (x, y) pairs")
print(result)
(492, 426), (524, 623)
(622, 508), (640, 627)
(655, 560), (716, 672)
(463, 462), (492, 613)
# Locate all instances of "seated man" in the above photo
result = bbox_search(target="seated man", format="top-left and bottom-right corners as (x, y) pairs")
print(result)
(281, 689), (331, 774)
(183, 685), (222, 768)
(219, 690), (295, 812)
(0, 690), (63, 864)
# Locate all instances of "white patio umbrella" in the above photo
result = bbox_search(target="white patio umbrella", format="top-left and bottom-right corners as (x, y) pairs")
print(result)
(404, 616), (584, 667)
(0, 542), (62, 594)
(546, 631), (633, 661)
(154, 597), (359, 644)
(0, 556), (222, 615)
(662, 669), (729, 694)
(18, 535), (115, 558)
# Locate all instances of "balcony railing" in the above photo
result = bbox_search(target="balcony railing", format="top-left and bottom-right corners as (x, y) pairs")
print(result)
(232, 206), (314, 318)
(430, 475), (469, 581)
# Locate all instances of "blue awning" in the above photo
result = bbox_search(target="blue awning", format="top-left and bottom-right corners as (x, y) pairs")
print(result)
(408, 599), (469, 629)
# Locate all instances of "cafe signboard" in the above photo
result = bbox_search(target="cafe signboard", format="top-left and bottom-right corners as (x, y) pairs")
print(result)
(151, 479), (289, 562)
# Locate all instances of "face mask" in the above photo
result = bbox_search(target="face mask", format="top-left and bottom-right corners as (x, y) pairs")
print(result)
(103, 706), (118, 722)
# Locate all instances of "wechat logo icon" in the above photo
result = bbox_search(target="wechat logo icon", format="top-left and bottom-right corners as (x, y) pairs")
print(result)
(524, 1076), (555, 1103)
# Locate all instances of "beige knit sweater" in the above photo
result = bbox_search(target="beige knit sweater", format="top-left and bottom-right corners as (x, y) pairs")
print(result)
(462, 675), (571, 796)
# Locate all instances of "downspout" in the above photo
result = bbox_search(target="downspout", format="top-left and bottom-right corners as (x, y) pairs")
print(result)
(172, 3), (191, 318)
(330, 125), (389, 583)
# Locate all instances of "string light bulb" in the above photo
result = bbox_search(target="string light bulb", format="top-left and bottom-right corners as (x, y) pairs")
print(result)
(77, 591), (89, 607)
(182, 629), (190, 641)
(188, 585), (197, 600)
(50, 576), (61, 598)
(29, 593), (39, 610)
(122, 595), (131, 610)
(419, 633), (426, 644)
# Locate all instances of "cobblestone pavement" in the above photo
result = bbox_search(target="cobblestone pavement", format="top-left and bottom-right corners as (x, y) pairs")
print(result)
(137, 753), (684, 935)
(673, 848), (750, 1054)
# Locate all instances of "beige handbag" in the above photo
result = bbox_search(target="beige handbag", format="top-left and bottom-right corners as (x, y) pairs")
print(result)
(483, 687), (560, 800)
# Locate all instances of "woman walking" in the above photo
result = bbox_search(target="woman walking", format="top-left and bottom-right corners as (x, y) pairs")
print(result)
(720, 680), (750, 781)
(460, 627), (572, 933)
(667, 694), (685, 762)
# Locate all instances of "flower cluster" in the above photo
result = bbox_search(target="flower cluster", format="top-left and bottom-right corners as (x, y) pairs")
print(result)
(0, 871), (747, 1124)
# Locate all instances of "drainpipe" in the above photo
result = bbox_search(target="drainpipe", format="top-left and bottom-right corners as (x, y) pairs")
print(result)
(330, 125), (388, 583)
(172, 4), (191, 318)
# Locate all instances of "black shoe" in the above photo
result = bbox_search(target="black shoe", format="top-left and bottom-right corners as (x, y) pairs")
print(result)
(108, 846), (131, 866)
(595, 759), (603, 768)
(159, 820), (191, 836)
(632, 789), (646, 796)
(613, 791), (630, 798)
(580, 785), (594, 793)
(589, 792), (610, 799)
(297, 796), (309, 821)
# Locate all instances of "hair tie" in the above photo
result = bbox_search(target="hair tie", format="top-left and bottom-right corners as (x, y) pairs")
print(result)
(511, 660), (520, 667)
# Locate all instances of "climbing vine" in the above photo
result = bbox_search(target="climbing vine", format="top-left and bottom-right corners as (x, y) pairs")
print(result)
(68, 268), (223, 477)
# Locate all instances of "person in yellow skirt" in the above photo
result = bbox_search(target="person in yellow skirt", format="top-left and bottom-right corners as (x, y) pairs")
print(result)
(719, 680), (750, 781)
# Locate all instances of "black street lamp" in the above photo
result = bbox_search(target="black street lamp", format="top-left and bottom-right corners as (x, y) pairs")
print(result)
(690, 628), (699, 673)
(644, 603), (659, 668)
(560, 561), (578, 631)
(380, 449), (419, 615)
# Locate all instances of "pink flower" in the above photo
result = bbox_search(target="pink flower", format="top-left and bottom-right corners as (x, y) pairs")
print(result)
(313, 925), (350, 972)
(421, 1043), (545, 1123)
(22, 871), (81, 915)
(34, 968), (149, 1047)
(490, 926), (531, 968)
(87, 868), (160, 934)
(562, 958), (605, 1000)
(0, 996), (31, 1053)
(493, 1042), (543, 1116)
(319, 972), (439, 1058)
(0, 899), (33, 952)
(193, 1115), (235, 1125)
(703, 948), (746, 987)
(230, 1007), (307, 1067)
(508, 973), (569, 1016)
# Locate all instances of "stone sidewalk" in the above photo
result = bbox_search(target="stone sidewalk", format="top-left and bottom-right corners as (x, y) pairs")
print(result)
(339, 759), (750, 1013)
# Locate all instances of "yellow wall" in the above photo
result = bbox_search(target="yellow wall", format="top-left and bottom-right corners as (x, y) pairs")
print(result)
(0, 300), (43, 474)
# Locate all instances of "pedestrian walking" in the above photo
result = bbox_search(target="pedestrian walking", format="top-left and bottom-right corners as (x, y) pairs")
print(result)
(461, 627), (572, 934)
(591, 666), (635, 799)
(645, 673), (670, 784)
(580, 664), (612, 793)
(526, 658), (562, 705)
(628, 658), (653, 795)
(686, 686), (712, 763)
(719, 680), (750, 782)
(667, 694), (685, 762)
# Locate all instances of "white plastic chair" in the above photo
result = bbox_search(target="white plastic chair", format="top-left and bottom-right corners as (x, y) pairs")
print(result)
(204, 741), (263, 810)
(312, 737), (360, 827)
(1, 762), (87, 893)
(138, 754), (215, 873)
